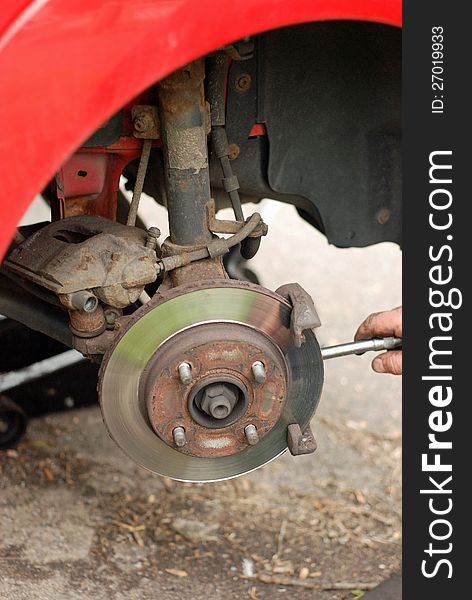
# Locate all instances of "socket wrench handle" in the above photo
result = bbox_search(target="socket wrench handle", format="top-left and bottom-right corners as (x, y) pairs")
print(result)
(321, 337), (402, 360)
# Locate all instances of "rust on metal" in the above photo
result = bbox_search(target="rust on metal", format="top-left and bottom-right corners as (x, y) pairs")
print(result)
(143, 322), (287, 458)
(131, 105), (160, 139)
(220, 41), (255, 61)
(206, 200), (267, 237)
(4, 216), (158, 308)
(69, 305), (106, 338)
(287, 423), (317, 456)
(158, 60), (209, 174)
(72, 328), (120, 356)
(157, 59), (213, 247)
(159, 237), (227, 288)
(275, 283), (322, 347)
(227, 143), (240, 160)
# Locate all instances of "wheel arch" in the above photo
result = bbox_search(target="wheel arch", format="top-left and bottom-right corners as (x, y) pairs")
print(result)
(0, 0), (401, 259)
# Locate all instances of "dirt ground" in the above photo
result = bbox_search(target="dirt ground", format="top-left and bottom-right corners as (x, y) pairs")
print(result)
(0, 201), (402, 599)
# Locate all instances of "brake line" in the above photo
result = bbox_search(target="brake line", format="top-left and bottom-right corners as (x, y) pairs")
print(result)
(206, 54), (244, 221)
(156, 212), (262, 274)
(127, 138), (152, 226)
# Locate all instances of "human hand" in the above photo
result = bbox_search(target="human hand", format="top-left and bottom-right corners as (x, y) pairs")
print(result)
(354, 306), (402, 375)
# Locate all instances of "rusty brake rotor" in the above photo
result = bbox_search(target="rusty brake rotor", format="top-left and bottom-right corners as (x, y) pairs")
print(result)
(98, 280), (323, 482)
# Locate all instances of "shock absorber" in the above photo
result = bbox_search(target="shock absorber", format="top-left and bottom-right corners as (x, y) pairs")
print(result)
(157, 58), (227, 285)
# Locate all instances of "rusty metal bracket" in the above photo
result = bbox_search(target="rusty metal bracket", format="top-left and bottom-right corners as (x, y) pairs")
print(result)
(219, 41), (255, 61)
(275, 283), (321, 347)
(287, 423), (317, 456)
(206, 201), (268, 238)
(131, 105), (160, 139)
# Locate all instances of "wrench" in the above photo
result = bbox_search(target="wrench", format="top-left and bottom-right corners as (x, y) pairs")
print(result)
(321, 336), (402, 360)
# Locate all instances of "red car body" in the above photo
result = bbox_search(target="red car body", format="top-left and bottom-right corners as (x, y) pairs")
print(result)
(0, 0), (401, 260)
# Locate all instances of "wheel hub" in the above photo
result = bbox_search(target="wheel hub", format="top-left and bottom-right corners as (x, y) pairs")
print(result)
(143, 322), (287, 458)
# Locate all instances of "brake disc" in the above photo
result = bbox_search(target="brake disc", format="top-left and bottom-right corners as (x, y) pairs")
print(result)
(99, 280), (323, 482)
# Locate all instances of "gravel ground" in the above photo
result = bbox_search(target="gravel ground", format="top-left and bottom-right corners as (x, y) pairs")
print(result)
(1, 200), (401, 599)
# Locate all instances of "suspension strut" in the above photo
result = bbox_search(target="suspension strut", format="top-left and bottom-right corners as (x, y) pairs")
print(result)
(157, 59), (227, 285)
(157, 59), (213, 247)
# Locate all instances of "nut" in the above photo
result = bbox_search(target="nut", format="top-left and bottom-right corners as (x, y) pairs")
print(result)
(199, 383), (238, 419)
(145, 227), (161, 250)
(103, 306), (122, 328)
(234, 73), (251, 92)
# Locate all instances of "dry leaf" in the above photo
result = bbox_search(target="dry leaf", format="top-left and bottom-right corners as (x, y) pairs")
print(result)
(42, 467), (54, 482)
(272, 559), (294, 575)
(248, 586), (259, 600)
(298, 567), (310, 580)
(165, 568), (188, 578)
(112, 520), (145, 533)
(133, 530), (145, 548)
(353, 489), (366, 505)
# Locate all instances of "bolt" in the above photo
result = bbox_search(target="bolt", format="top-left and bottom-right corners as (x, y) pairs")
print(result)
(199, 383), (238, 420)
(145, 227), (161, 250)
(178, 362), (192, 385)
(70, 291), (98, 313)
(251, 361), (266, 384)
(172, 426), (187, 447)
(104, 306), (122, 327)
(133, 115), (149, 133)
(244, 424), (259, 445)
(235, 73), (251, 92)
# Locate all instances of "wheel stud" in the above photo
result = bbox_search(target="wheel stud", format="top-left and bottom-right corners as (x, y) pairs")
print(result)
(244, 424), (259, 445)
(251, 361), (266, 384)
(178, 362), (192, 385)
(172, 426), (187, 447)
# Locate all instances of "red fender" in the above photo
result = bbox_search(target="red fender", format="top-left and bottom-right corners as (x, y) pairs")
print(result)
(0, 0), (401, 259)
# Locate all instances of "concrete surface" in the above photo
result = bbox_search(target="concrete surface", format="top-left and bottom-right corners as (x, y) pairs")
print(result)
(1, 199), (401, 599)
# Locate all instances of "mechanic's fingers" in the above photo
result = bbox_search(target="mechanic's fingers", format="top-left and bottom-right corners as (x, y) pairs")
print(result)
(372, 350), (402, 375)
(355, 306), (402, 341)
